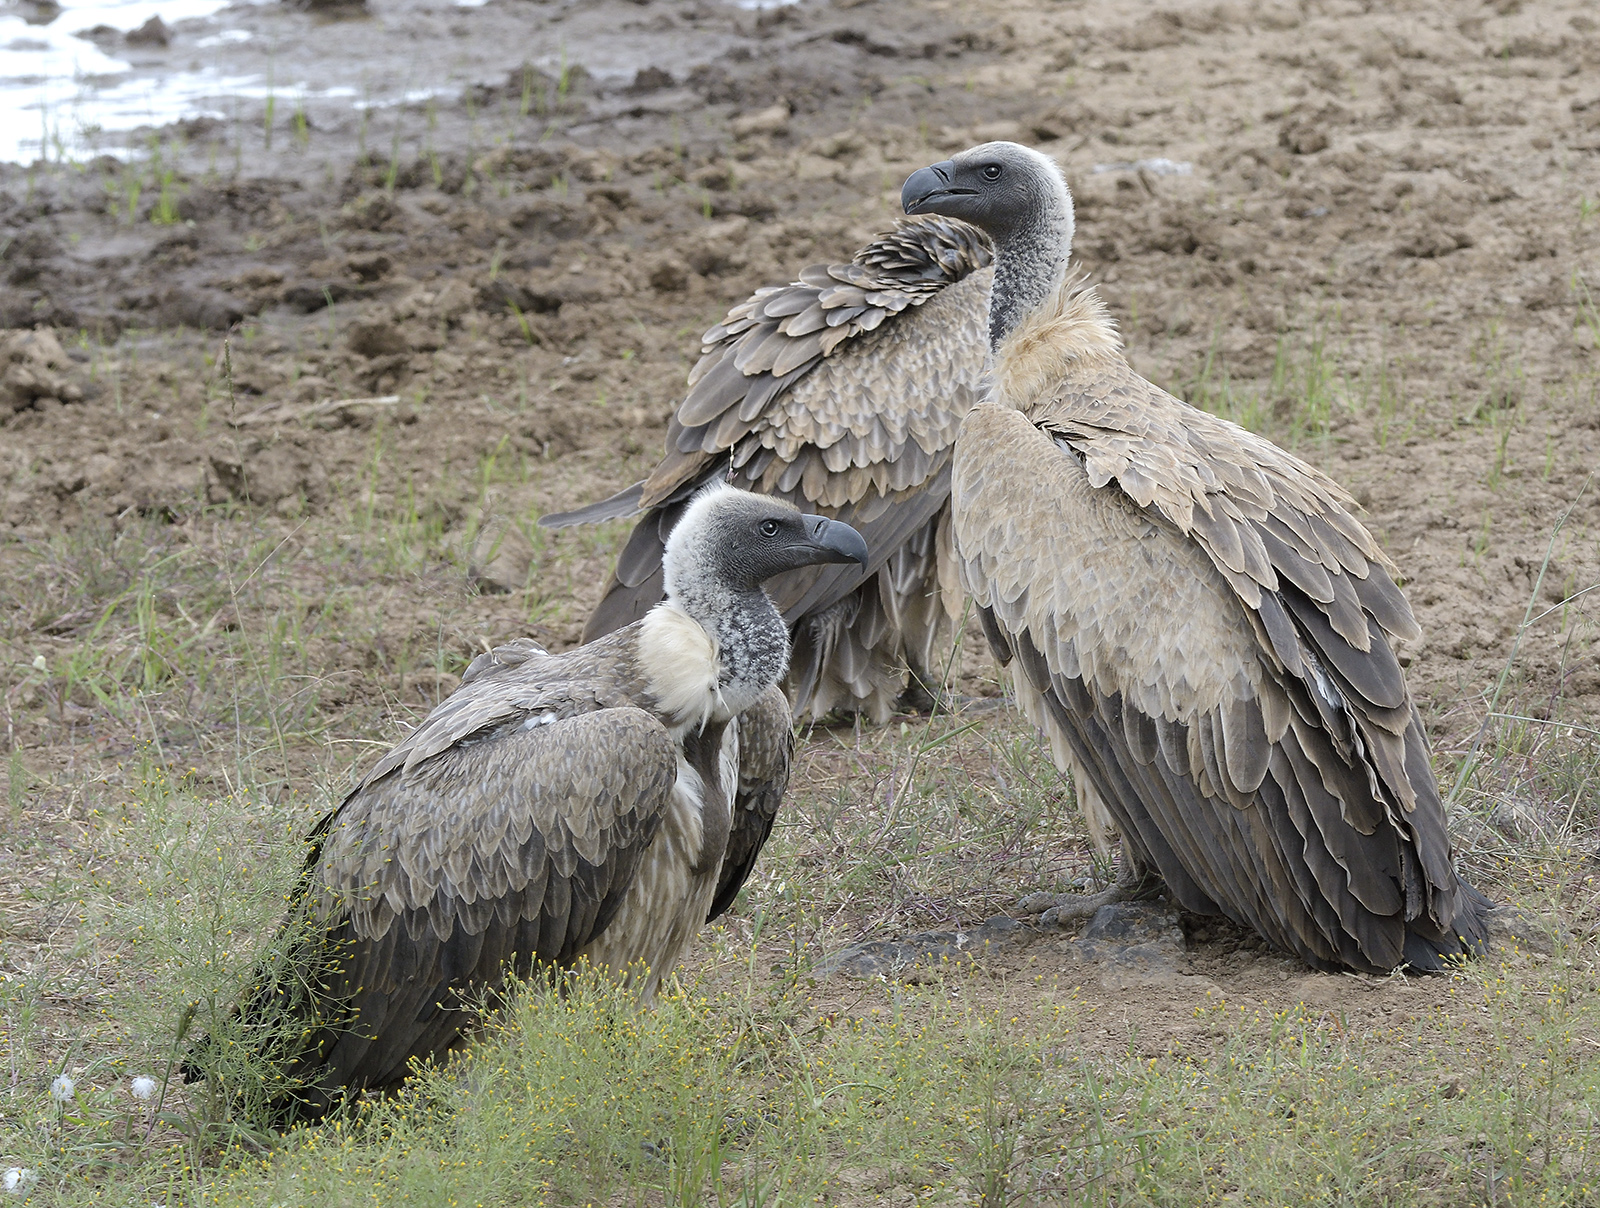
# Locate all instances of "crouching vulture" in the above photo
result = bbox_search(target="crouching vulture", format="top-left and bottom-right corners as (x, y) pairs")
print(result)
(204, 486), (867, 1121)
(542, 217), (992, 723)
(903, 142), (1491, 973)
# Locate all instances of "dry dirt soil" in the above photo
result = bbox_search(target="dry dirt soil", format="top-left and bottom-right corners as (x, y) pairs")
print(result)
(1, 0), (1598, 1103)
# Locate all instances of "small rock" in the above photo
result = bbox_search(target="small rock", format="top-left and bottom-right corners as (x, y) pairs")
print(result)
(684, 216), (750, 276)
(292, 374), (333, 403)
(567, 148), (621, 183)
(339, 191), (400, 232)
(1, 329), (84, 414)
(1279, 122), (1328, 155)
(1485, 904), (1557, 956)
(346, 252), (391, 282)
(468, 518), (535, 594)
(1395, 220), (1473, 259)
(1065, 901), (1217, 993)
(648, 257), (689, 292)
(347, 319), (409, 359)
(729, 102), (790, 139)
(627, 66), (675, 94)
(432, 279), (476, 323)
(1079, 901), (1185, 948)
(812, 130), (863, 160)
(207, 438), (328, 509)
(1029, 105), (1081, 141)
(125, 15), (170, 46)
(509, 195), (589, 240)
(158, 286), (247, 331)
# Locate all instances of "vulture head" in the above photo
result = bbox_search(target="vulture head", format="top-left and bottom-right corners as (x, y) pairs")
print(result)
(901, 141), (1073, 251)
(902, 142), (1076, 349)
(663, 482), (869, 601)
(656, 484), (868, 716)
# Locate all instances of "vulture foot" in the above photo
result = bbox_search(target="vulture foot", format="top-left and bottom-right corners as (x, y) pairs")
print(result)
(1030, 863), (1163, 931)
(895, 676), (946, 716)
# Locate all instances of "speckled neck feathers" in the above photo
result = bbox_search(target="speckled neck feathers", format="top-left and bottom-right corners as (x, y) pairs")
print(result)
(638, 497), (791, 730)
(664, 577), (789, 715)
(986, 163), (1076, 354)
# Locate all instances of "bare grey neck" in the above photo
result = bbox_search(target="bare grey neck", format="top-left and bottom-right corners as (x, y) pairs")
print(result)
(671, 578), (790, 705)
(988, 210), (1072, 354)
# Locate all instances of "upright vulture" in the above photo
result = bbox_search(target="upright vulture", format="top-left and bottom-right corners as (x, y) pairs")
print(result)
(902, 142), (1491, 973)
(542, 217), (992, 723)
(208, 486), (867, 1120)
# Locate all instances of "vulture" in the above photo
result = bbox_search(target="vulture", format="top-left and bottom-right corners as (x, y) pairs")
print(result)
(541, 216), (993, 723)
(902, 142), (1492, 973)
(205, 485), (867, 1121)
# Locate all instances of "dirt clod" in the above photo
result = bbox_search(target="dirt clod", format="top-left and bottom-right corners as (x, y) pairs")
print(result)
(0, 329), (82, 413)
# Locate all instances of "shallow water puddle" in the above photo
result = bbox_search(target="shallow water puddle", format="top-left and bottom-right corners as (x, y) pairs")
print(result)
(0, 0), (754, 166)
(0, 0), (258, 163)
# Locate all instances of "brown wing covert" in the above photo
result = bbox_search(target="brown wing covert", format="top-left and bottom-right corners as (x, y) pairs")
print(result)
(548, 217), (992, 723)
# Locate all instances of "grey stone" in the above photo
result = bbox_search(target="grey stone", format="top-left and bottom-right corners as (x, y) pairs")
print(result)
(813, 914), (1037, 980)
(125, 16), (170, 47)
(1079, 900), (1185, 948)
(1066, 902), (1219, 994)
(1485, 904), (1559, 957)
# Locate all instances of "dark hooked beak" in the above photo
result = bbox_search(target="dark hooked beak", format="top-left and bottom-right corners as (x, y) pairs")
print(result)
(799, 515), (870, 569)
(902, 160), (964, 214)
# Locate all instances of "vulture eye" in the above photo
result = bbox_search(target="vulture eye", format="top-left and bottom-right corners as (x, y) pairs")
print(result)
(981, 163), (1002, 181)
(759, 519), (780, 537)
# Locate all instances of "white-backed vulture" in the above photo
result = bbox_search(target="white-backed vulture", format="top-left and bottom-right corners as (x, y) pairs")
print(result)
(541, 217), (992, 723)
(902, 142), (1491, 973)
(206, 486), (867, 1120)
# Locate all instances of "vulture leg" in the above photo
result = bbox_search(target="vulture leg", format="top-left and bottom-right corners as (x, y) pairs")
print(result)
(1035, 843), (1163, 929)
(895, 657), (950, 715)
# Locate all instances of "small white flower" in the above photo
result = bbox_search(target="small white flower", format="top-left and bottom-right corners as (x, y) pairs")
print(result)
(2, 1168), (36, 1194)
(49, 1074), (74, 1103)
(30, 656), (46, 672)
(130, 1075), (157, 1101)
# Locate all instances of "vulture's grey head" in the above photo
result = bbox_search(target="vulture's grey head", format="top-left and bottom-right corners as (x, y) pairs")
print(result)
(903, 142), (1075, 349)
(663, 483), (868, 601)
(901, 141), (1073, 253)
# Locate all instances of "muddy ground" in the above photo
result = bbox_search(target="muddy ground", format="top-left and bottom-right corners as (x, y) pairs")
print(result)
(1, 0), (1598, 1114)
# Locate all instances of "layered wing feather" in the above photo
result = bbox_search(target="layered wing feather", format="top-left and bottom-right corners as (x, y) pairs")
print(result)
(552, 217), (992, 721)
(707, 684), (794, 923)
(957, 337), (1487, 971)
(282, 707), (677, 1105)
(243, 630), (678, 1113)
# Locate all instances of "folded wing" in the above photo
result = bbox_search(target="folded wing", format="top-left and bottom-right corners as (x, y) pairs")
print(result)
(281, 706), (677, 1107)
(956, 366), (1486, 972)
(547, 217), (992, 722)
(708, 684), (793, 923)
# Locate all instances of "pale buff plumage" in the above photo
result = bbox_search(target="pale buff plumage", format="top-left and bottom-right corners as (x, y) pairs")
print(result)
(906, 142), (1490, 974)
(955, 275), (1485, 972)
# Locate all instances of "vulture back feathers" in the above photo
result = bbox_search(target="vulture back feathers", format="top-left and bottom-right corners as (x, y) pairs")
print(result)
(904, 142), (1491, 973)
(203, 486), (867, 1121)
(543, 217), (993, 722)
